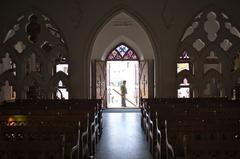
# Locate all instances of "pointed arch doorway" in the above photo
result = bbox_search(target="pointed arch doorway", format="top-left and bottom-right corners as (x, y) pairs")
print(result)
(94, 49), (151, 108)
(91, 11), (155, 108)
(106, 43), (139, 108)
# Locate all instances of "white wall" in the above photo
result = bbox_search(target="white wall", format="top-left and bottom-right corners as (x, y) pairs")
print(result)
(91, 12), (155, 60)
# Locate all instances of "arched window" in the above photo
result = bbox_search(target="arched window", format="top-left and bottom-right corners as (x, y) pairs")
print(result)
(0, 8), (69, 99)
(178, 7), (240, 98)
(106, 43), (138, 60)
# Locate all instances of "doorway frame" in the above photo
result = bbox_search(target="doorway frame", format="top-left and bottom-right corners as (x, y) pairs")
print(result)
(88, 8), (159, 101)
(105, 42), (140, 108)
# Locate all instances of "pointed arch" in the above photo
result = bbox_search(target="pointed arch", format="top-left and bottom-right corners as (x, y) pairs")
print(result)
(179, 6), (240, 58)
(2, 7), (69, 59)
(203, 69), (224, 85)
(3, 8), (67, 45)
(177, 5), (240, 98)
(88, 7), (159, 98)
(103, 35), (142, 60)
(0, 7), (70, 99)
(202, 68), (224, 97)
(106, 42), (139, 61)
(90, 10), (155, 60)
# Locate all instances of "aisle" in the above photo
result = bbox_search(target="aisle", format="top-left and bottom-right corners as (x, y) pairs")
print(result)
(95, 111), (152, 159)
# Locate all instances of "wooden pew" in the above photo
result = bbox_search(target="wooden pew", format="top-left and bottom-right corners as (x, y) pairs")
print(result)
(0, 125), (65, 159)
(0, 99), (102, 159)
(0, 115), (85, 159)
(162, 101), (240, 159)
(183, 121), (240, 159)
(141, 98), (240, 159)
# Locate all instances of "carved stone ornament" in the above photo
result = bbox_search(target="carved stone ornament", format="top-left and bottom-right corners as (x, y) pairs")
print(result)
(204, 11), (220, 42)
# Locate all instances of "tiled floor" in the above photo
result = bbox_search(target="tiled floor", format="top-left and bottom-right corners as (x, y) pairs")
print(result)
(95, 111), (152, 159)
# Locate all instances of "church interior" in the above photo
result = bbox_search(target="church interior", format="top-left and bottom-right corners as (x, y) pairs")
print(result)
(0, 0), (240, 158)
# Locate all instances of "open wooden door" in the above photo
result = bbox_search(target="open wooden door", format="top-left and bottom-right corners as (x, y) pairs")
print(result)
(92, 60), (106, 106)
(139, 60), (154, 99)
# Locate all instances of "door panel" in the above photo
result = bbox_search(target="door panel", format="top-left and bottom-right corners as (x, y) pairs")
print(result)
(95, 61), (106, 101)
(139, 60), (154, 99)
(139, 60), (148, 99)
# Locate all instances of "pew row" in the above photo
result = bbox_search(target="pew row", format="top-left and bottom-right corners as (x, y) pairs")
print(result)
(0, 99), (103, 159)
(141, 98), (240, 159)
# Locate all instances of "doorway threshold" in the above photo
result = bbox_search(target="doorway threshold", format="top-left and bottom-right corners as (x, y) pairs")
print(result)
(103, 108), (140, 113)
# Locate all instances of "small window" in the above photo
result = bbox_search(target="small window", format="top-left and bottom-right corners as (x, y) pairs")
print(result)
(56, 88), (69, 99)
(178, 78), (190, 98)
(177, 63), (189, 73)
(56, 64), (68, 75)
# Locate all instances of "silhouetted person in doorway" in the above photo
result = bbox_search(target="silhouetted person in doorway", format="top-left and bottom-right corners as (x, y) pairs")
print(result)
(120, 80), (127, 107)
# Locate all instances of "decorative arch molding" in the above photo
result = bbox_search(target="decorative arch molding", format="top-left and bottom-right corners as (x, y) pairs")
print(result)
(2, 7), (69, 59)
(203, 69), (224, 86)
(177, 5), (240, 98)
(0, 7), (70, 99)
(0, 44), (46, 64)
(87, 5), (159, 57)
(179, 6), (240, 58)
(180, 6), (240, 45)
(90, 10), (155, 61)
(200, 44), (228, 62)
(202, 69), (225, 96)
(88, 7), (159, 98)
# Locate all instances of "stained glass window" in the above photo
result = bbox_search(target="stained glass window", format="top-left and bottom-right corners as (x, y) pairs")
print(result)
(179, 51), (189, 60)
(106, 43), (138, 60)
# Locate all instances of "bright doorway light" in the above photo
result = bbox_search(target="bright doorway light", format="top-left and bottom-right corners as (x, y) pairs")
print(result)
(107, 61), (139, 108)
